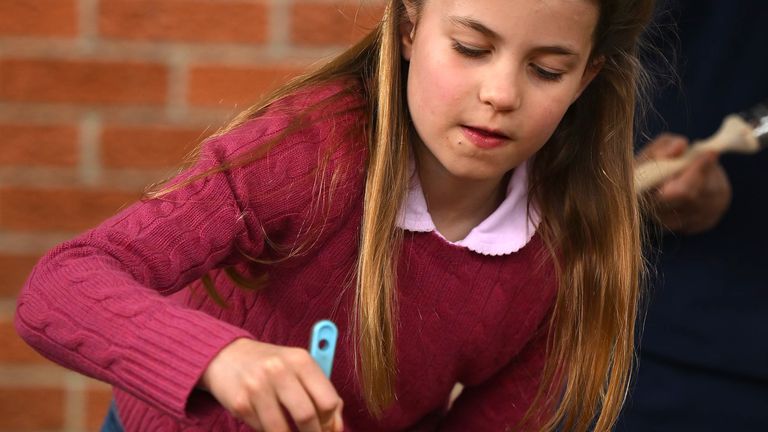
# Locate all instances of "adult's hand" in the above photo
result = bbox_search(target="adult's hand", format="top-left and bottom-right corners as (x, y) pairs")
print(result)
(199, 338), (344, 432)
(638, 133), (732, 234)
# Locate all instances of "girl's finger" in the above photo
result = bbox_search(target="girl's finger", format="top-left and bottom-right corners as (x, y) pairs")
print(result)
(238, 411), (264, 432)
(331, 404), (344, 432)
(251, 382), (291, 432)
(226, 391), (264, 431)
(292, 353), (343, 429)
(273, 372), (323, 432)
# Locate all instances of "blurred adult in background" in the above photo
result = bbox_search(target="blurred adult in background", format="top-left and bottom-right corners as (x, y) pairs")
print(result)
(618, 1), (768, 430)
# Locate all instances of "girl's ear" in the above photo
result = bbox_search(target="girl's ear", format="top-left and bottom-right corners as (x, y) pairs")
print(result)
(399, 1), (418, 60)
(572, 56), (605, 103)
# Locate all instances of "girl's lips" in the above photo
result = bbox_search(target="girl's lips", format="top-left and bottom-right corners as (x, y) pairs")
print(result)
(460, 125), (509, 149)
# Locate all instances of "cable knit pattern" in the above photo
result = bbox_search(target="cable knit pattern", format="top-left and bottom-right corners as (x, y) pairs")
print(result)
(15, 80), (558, 431)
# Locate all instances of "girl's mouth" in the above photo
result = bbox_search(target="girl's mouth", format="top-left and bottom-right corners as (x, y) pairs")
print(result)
(460, 125), (510, 149)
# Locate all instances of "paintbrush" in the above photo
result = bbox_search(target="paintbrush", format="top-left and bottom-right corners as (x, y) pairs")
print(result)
(635, 101), (768, 193)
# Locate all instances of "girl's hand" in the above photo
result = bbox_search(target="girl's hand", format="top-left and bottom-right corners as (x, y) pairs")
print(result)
(199, 338), (344, 432)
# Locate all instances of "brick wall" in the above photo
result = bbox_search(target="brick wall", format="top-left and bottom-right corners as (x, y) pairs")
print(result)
(0, 1), (383, 430)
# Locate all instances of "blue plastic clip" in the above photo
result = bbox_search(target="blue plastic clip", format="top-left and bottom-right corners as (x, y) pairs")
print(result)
(309, 320), (338, 378)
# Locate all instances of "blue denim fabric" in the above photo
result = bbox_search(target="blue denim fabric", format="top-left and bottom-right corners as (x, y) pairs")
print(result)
(99, 400), (125, 432)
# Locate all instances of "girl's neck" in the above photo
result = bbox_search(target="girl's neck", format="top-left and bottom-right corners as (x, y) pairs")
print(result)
(414, 145), (509, 242)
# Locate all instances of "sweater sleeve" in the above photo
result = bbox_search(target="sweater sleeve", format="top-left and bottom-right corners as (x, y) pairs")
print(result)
(13, 135), (264, 419)
(438, 324), (553, 432)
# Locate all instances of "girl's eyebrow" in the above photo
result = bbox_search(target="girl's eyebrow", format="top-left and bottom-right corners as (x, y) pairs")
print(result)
(448, 15), (580, 57)
(448, 16), (500, 40)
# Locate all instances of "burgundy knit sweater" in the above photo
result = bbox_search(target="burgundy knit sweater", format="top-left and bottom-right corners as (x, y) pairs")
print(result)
(15, 82), (558, 431)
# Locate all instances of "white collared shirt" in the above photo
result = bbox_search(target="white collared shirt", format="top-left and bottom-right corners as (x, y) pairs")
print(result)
(396, 160), (541, 256)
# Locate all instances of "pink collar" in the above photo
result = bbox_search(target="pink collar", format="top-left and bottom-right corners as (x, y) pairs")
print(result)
(396, 160), (541, 256)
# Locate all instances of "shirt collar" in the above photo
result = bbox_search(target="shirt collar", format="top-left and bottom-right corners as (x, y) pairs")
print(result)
(396, 160), (541, 256)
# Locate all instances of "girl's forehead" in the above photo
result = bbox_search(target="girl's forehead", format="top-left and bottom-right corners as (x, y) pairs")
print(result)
(422, 0), (598, 52)
(425, 0), (599, 26)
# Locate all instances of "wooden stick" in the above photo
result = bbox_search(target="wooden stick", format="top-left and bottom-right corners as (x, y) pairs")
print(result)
(635, 115), (760, 193)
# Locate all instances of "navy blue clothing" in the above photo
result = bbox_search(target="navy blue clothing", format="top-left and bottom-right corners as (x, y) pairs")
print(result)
(619, 1), (768, 430)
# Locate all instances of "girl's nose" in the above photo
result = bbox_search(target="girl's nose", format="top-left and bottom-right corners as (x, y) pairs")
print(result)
(478, 70), (522, 112)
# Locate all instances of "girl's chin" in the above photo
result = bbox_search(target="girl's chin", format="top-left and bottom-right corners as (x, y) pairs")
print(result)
(441, 164), (510, 184)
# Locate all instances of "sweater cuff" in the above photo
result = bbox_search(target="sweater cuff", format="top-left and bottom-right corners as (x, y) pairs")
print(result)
(117, 303), (252, 419)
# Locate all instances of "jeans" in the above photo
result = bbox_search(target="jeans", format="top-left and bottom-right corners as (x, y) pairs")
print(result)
(99, 400), (125, 432)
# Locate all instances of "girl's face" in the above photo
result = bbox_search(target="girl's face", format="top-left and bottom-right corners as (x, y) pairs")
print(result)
(402, 0), (600, 184)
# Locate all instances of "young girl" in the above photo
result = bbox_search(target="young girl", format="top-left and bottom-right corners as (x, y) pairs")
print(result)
(15, 0), (654, 431)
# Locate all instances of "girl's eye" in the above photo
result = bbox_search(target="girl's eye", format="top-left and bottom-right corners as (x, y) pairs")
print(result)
(451, 41), (488, 58)
(531, 65), (563, 82)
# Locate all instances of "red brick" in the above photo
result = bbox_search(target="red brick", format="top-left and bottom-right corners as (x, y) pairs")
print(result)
(0, 59), (167, 106)
(0, 123), (78, 167)
(85, 384), (113, 431)
(291, 1), (384, 46)
(0, 318), (50, 364)
(0, 254), (40, 298)
(0, 187), (142, 232)
(187, 65), (304, 108)
(0, 387), (65, 430)
(102, 125), (206, 169)
(100, 0), (268, 44)
(0, 0), (78, 37)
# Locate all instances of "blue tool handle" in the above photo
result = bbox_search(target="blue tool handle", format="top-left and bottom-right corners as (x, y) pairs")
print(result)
(309, 320), (338, 378)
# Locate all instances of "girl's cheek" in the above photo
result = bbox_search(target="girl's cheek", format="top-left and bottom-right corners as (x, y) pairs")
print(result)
(541, 99), (570, 124)
(427, 56), (467, 102)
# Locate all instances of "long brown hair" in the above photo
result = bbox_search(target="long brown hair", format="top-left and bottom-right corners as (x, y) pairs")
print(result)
(528, 0), (655, 429)
(150, 0), (655, 430)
